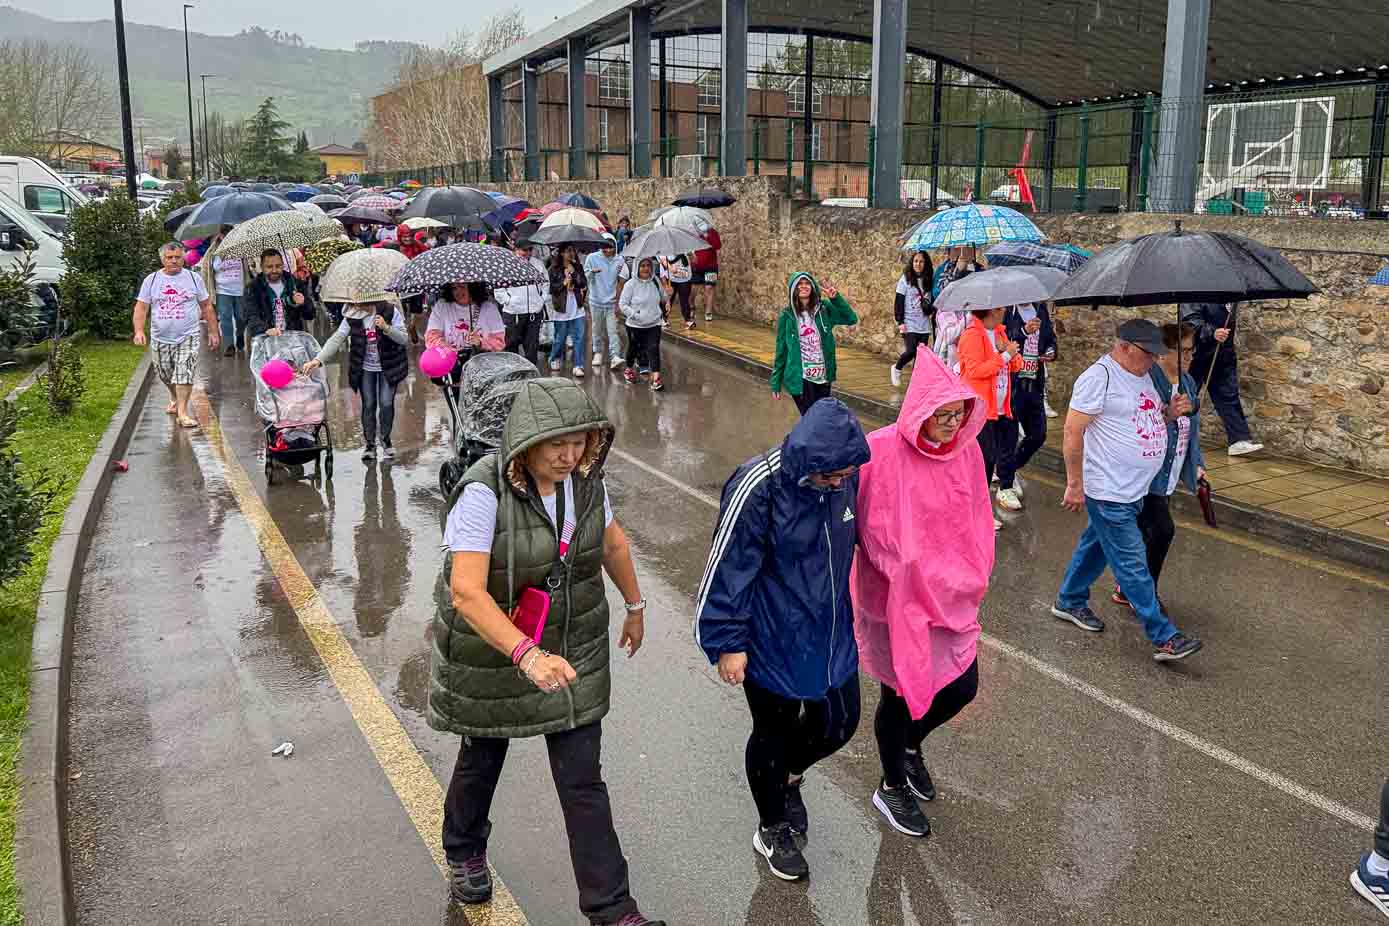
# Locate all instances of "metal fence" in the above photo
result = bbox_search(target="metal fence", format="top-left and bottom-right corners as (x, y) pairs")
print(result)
(362, 81), (1389, 218)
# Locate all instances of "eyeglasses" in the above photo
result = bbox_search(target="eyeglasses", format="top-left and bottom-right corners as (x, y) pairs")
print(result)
(932, 409), (966, 424)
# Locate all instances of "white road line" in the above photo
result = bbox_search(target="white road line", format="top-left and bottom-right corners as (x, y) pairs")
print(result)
(607, 450), (1377, 835)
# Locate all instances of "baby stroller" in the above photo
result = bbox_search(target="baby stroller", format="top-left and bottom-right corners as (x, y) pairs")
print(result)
(438, 351), (540, 499)
(250, 331), (335, 485)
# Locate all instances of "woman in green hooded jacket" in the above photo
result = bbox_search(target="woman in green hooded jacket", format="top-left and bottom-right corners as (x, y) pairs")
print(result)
(770, 271), (859, 416)
(433, 378), (664, 926)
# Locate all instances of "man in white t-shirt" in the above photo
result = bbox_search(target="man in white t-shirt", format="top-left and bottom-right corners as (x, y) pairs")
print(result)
(1050, 319), (1203, 663)
(132, 241), (218, 429)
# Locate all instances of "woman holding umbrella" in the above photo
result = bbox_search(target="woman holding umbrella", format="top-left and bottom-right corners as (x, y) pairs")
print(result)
(426, 282), (507, 399)
(548, 244), (590, 378)
(302, 299), (409, 463)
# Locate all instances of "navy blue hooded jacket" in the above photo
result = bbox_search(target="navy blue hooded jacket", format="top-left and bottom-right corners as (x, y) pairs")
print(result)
(696, 399), (872, 700)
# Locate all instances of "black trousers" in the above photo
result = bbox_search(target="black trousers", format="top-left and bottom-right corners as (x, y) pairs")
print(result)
(875, 659), (979, 788)
(1136, 492), (1177, 589)
(672, 282), (694, 322)
(503, 312), (543, 368)
(895, 331), (930, 370)
(442, 721), (638, 924)
(996, 382), (1047, 489)
(743, 673), (861, 828)
(792, 380), (833, 416)
(1378, 780), (1389, 858)
(977, 418), (1005, 485)
(1190, 346), (1253, 444)
(624, 325), (662, 373)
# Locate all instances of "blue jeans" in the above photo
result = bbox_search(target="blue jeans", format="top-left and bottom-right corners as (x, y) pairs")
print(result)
(216, 293), (244, 348)
(1056, 497), (1178, 644)
(1190, 346), (1253, 444)
(549, 316), (588, 369)
(358, 370), (397, 448)
(588, 303), (621, 358)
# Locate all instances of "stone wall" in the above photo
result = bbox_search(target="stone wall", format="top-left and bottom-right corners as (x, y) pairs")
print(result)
(483, 176), (1389, 476)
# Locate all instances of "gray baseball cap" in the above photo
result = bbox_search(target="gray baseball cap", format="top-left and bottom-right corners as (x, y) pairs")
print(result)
(1116, 318), (1169, 355)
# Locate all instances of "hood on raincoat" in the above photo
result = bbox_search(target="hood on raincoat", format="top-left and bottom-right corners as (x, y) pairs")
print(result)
(498, 377), (614, 499)
(695, 398), (871, 700)
(784, 271), (822, 317)
(850, 345), (995, 719)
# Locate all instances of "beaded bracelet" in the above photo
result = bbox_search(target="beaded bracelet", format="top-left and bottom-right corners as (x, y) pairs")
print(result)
(511, 638), (536, 666)
(518, 647), (546, 679)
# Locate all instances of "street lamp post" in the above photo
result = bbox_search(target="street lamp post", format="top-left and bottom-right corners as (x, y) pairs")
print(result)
(182, 3), (197, 182)
(200, 74), (215, 180)
(113, 0), (138, 201)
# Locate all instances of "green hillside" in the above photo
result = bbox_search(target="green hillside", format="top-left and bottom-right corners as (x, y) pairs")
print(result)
(0, 6), (407, 149)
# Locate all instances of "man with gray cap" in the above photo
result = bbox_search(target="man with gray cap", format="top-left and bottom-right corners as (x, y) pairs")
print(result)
(1050, 319), (1203, 662)
(584, 232), (627, 370)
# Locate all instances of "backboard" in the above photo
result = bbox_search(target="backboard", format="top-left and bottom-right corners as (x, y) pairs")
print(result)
(1200, 96), (1334, 202)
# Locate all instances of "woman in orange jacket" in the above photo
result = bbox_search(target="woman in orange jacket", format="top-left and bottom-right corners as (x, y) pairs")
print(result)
(957, 306), (1022, 529)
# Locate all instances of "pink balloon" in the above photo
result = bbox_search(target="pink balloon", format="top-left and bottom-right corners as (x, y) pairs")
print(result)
(260, 358), (294, 390)
(419, 346), (458, 378)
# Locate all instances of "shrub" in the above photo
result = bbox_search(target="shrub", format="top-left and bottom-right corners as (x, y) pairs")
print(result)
(61, 196), (162, 339)
(0, 252), (41, 354)
(0, 399), (55, 583)
(40, 336), (86, 415)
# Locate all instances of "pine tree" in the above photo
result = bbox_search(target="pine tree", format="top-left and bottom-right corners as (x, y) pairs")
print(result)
(295, 130), (309, 154)
(241, 97), (293, 178)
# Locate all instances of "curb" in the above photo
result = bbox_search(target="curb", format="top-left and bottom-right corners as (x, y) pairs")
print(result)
(3, 362), (48, 404)
(666, 329), (1389, 573)
(15, 353), (155, 926)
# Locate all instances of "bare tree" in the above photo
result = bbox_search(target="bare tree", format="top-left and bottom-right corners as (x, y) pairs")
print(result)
(0, 41), (110, 164)
(206, 111), (249, 178)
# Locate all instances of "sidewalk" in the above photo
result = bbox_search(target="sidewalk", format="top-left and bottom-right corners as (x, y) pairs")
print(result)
(666, 316), (1389, 569)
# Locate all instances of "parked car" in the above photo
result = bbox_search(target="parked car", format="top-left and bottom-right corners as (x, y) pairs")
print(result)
(0, 156), (89, 234)
(0, 192), (68, 342)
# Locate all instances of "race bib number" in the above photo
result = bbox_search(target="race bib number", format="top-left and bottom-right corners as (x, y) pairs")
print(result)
(704, 271), (718, 283)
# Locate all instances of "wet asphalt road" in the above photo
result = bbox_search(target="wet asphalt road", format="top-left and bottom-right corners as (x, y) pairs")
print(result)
(66, 333), (1387, 925)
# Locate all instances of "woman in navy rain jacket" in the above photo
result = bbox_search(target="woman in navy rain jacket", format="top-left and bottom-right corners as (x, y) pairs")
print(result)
(696, 398), (871, 883)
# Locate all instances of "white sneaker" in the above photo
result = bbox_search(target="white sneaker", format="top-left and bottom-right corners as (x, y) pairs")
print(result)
(1013, 474), (1025, 499)
(573, 366), (585, 379)
(593, 353), (603, 367)
(610, 355), (624, 370)
(890, 365), (902, 387)
(996, 487), (1023, 511)
(1228, 440), (1264, 457)
(993, 516), (1003, 531)
(1044, 399), (1058, 419)
(549, 359), (561, 372)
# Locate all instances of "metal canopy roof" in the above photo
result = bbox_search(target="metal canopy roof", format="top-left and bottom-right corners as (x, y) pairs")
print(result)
(484, 0), (1389, 106)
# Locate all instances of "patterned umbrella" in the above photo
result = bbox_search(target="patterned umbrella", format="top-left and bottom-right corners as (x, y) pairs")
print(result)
(1370, 264), (1389, 286)
(902, 203), (1044, 250)
(402, 216), (448, 230)
(304, 237), (363, 275)
(652, 205), (716, 230)
(353, 193), (404, 212)
(216, 210), (342, 261)
(985, 241), (1091, 273)
(385, 243), (547, 294)
(320, 247), (409, 303)
(540, 207), (606, 231)
(293, 202), (326, 215)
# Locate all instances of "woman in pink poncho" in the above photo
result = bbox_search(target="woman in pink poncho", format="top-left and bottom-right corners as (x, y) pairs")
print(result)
(851, 345), (995, 838)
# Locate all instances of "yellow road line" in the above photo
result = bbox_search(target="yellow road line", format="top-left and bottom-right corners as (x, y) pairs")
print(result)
(192, 392), (528, 926)
(1021, 469), (1389, 592)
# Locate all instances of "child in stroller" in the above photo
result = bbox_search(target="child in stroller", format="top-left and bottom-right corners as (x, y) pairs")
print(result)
(251, 330), (334, 484)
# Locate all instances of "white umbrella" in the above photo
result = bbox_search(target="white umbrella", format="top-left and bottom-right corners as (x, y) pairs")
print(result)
(293, 201), (325, 215)
(623, 223), (710, 261)
(934, 267), (1069, 313)
(402, 216), (448, 230)
(653, 205), (715, 230)
(319, 248), (410, 304)
(539, 207), (606, 231)
(216, 210), (342, 261)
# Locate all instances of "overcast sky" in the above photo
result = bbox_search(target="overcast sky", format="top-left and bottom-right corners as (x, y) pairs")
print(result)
(8, 0), (577, 49)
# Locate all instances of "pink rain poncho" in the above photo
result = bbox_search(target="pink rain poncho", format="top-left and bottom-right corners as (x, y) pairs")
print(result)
(851, 346), (996, 720)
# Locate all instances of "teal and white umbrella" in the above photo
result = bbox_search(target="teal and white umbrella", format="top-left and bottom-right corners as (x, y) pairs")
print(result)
(902, 203), (1044, 251)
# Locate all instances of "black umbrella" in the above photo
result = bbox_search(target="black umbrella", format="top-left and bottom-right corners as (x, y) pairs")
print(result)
(309, 193), (350, 210)
(400, 186), (497, 227)
(332, 203), (396, 226)
(528, 224), (608, 248)
(673, 185), (737, 209)
(163, 202), (199, 233)
(173, 191), (295, 238)
(385, 243), (547, 294)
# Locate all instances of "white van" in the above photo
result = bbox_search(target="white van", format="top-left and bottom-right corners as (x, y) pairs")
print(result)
(0, 192), (67, 341)
(0, 156), (89, 234)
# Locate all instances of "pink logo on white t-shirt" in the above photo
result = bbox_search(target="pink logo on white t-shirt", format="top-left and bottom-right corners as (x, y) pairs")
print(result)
(1133, 392), (1167, 458)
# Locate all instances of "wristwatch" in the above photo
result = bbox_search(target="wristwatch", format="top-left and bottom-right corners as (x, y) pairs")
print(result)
(624, 599), (646, 613)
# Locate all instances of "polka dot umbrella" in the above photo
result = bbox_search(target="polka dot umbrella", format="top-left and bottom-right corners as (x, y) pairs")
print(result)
(319, 247), (409, 304)
(384, 242), (548, 295)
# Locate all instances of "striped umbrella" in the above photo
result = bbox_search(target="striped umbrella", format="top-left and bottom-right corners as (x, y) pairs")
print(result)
(215, 210), (342, 261)
(352, 193), (404, 212)
(902, 203), (1044, 250)
(985, 241), (1091, 273)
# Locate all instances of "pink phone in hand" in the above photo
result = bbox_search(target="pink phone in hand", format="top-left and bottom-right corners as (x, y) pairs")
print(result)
(512, 587), (551, 643)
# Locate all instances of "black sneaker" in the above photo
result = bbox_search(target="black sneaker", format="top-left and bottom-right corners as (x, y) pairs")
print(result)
(1050, 603), (1105, 632)
(903, 751), (935, 802)
(1153, 633), (1203, 662)
(753, 822), (809, 881)
(361, 446), (376, 463)
(872, 782), (930, 837)
(449, 854), (492, 904)
(615, 914), (668, 926)
(784, 778), (808, 836)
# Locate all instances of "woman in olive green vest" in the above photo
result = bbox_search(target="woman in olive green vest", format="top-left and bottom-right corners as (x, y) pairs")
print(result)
(433, 378), (665, 926)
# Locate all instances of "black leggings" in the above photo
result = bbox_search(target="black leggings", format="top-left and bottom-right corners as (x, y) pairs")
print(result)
(673, 282), (694, 322)
(977, 418), (1004, 485)
(624, 325), (662, 373)
(875, 659), (979, 788)
(895, 331), (930, 370)
(743, 673), (861, 828)
(1137, 492), (1177, 590)
(792, 380), (832, 416)
(1377, 780), (1389, 858)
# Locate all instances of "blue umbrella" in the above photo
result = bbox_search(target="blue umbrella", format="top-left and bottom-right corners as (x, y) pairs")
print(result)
(250, 182), (275, 192)
(558, 191), (600, 210)
(902, 203), (1044, 251)
(985, 241), (1091, 273)
(200, 184), (234, 199)
(284, 187), (319, 202)
(174, 191), (295, 238)
(484, 192), (530, 225)
(1370, 264), (1389, 286)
